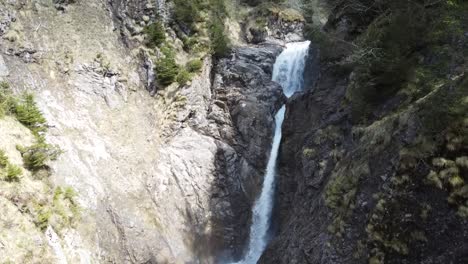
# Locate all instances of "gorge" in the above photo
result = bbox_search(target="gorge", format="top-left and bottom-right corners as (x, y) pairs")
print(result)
(0, 0), (467, 264)
(233, 41), (311, 264)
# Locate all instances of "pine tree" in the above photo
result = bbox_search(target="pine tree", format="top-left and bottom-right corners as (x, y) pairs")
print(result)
(155, 47), (180, 86)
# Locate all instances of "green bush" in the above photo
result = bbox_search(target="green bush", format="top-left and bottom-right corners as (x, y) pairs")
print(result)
(210, 0), (227, 17)
(53, 186), (79, 219)
(36, 207), (52, 230)
(63, 187), (77, 202)
(0, 150), (8, 167)
(345, 1), (432, 122)
(13, 94), (47, 135)
(18, 139), (61, 172)
(176, 69), (192, 85)
(53, 186), (64, 201)
(5, 164), (22, 182)
(209, 18), (230, 58)
(0, 149), (22, 182)
(144, 22), (166, 48)
(186, 59), (203, 72)
(0, 83), (47, 131)
(173, 0), (201, 29)
(418, 77), (467, 137)
(182, 36), (199, 52)
(155, 47), (180, 86)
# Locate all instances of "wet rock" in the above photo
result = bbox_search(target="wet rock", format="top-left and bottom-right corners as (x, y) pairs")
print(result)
(208, 43), (285, 259)
(259, 3), (468, 264)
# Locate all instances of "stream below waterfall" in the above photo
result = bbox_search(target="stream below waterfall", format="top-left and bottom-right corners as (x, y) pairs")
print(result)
(230, 41), (311, 264)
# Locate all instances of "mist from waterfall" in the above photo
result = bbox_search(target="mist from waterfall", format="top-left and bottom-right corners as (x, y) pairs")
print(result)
(231, 41), (311, 264)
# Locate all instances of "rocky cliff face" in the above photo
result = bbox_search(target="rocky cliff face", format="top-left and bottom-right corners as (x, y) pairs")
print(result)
(0, 0), (303, 263)
(210, 43), (286, 259)
(261, 1), (468, 264)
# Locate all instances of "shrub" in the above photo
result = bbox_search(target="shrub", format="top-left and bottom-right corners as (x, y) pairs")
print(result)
(53, 186), (79, 219)
(13, 94), (47, 135)
(346, 1), (431, 122)
(210, 0), (227, 17)
(0, 83), (47, 132)
(36, 207), (52, 230)
(63, 186), (80, 219)
(0, 149), (22, 182)
(173, 0), (201, 30)
(204, 0), (230, 58)
(144, 22), (166, 48)
(209, 18), (230, 58)
(155, 47), (180, 86)
(53, 186), (64, 201)
(0, 150), (8, 167)
(63, 187), (77, 202)
(182, 36), (199, 52)
(176, 69), (192, 85)
(186, 59), (203, 72)
(418, 78), (467, 137)
(303, 148), (316, 158)
(18, 139), (61, 172)
(5, 164), (22, 182)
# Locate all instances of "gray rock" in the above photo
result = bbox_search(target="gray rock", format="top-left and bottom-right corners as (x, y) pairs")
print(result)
(244, 9), (305, 45)
(208, 43), (286, 259)
(0, 55), (9, 77)
(0, 0), (293, 263)
(0, 10), (15, 36)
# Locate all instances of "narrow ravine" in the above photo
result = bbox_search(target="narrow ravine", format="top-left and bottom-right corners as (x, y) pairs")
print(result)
(232, 41), (311, 264)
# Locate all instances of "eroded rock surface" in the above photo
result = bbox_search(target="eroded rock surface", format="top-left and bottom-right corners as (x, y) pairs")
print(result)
(210, 44), (285, 259)
(260, 2), (468, 264)
(0, 0), (286, 262)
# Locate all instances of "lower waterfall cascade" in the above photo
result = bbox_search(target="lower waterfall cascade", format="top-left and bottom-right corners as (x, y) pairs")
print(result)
(231, 40), (311, 264)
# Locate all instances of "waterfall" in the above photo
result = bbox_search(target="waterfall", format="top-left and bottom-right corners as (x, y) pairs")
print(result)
(272, 41), (311, 97)
(232, 41), (311, 264)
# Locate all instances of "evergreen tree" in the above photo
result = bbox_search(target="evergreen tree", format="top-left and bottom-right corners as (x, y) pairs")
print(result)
(155, 47), (180, 86)
(144, 22), (166, 48)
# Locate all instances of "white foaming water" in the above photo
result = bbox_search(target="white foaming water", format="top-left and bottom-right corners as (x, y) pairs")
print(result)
(272, 41), (311, 98)
(231, 41), (311, 264)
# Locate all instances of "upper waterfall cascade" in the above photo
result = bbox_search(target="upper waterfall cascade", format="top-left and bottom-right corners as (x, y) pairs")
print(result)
(272, 41), (311, 98)
(231, 41), (311, 264)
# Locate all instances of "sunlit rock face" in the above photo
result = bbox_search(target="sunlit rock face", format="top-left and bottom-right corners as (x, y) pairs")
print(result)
(0, 0), (293, 262)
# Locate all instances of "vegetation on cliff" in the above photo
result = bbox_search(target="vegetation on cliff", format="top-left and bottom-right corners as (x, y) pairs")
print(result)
(0, 81), (80, 262)
(294, 0), (468, 263)
(141, 0), (231, 88)
(144, 22), (166, 48)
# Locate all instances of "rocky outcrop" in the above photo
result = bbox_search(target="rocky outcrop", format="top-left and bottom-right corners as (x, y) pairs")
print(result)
(135, 42), (285, 261)
(0, 0), (287, 262)
(209, 44), (285, 259)
(260, 2), (468, 264)
(243, 6), (305, 44)
(262, 59), (468, 264)
(109, 0), (160, 45)
(259, 44), (354, 263)
(0, 9), (15, 36)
